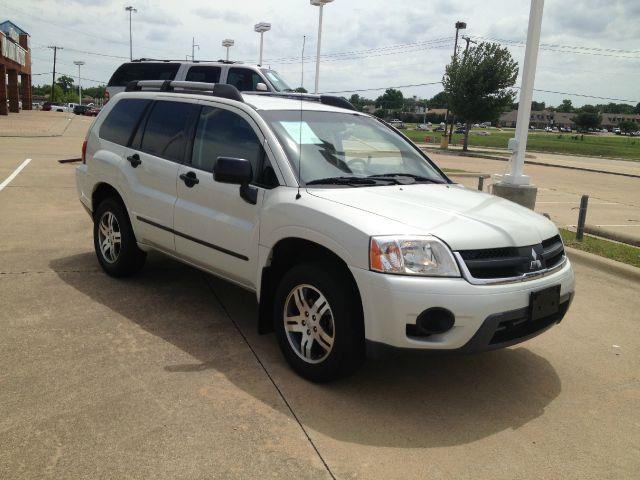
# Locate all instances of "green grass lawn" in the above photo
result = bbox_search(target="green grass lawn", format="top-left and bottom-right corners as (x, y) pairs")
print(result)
(560, 228), (640, 268)
(404, 129), (640, 161)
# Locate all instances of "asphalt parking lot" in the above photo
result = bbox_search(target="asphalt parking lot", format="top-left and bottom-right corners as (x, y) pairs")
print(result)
(1, 112), (639, 479)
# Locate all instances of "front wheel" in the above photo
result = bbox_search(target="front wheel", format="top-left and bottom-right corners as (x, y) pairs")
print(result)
(274, 263), (365, 382)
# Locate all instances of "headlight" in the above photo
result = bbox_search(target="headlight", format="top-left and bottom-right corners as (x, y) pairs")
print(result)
(369, 236), (460, 277)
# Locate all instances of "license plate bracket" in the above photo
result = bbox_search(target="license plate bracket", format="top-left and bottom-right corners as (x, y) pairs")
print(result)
(529, 285), (561, 321)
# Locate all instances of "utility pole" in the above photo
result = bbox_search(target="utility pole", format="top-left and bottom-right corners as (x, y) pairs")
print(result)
(254, 22), (271, 66)
(311, 0), (334, 94)
(125, 6), (137, 61)
(48, 45), (63, 103)
(492, 0), (544, 209)
(73, 61), (85, 105)
(191, 37), (199, 61)
(462, 35), (477, 54)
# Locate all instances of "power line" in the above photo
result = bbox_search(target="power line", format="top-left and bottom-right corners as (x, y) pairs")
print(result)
(526, 88), (638, 104)
(321, 81), (443, 94)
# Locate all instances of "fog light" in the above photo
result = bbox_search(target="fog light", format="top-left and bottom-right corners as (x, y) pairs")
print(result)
(416, 308), (455, 335)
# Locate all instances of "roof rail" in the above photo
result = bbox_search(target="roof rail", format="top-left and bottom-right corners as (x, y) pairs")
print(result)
(245, 92), (357, 111)
(130, 58), (244, 64)
(124, 80), (244, 102)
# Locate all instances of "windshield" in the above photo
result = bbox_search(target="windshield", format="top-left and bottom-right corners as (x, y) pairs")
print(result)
(260, 110), (447, 186)
(261, 69), (292, 92)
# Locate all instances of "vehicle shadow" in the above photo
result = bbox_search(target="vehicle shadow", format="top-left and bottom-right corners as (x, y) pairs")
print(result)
(51, 251), (562, 449)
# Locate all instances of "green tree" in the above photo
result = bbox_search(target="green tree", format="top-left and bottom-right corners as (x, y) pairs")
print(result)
(375, 88), (403, 110)
(373, 108), (387, 119)
(442, 42), (518, 150)
(426, 91), (447, 109)
(348, 93), (373, 111)
(55, 75), (75, 93)
(556, 99), (574, 113)
(635, 102), (640, 114)
(84, 85), (106, 98)
(619, 120), (638, 134)
(572, 111), (602, 132)
(531, 100), (545, 111)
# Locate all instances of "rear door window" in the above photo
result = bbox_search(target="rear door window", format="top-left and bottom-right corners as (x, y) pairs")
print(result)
(99, 98), (151, 146)
(108, 63), (181, 87)
(185, 66), (221, 83)
(139, 101), (199, 163)
(227, 68), (263, 92)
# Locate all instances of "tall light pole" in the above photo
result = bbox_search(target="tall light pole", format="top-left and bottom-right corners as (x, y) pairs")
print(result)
(254, 22), (271, 66)
(222, 39), (234, 61)
(447, 20), (466, 142)
(73, 60), (85, 105)
(125, 6), (137, 61)
(310, 0), (334, 94)
(493, 0), (544, 209)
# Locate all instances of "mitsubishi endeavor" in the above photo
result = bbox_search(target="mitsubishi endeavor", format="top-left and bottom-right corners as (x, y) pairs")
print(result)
(76, 81), (575, 382)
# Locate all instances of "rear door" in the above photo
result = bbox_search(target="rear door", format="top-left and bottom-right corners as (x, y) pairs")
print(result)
(225, 67), (267, 92)
(174, 104), (280, 288)
(184, 65), (222, 84)
(125, 99), (199, 252)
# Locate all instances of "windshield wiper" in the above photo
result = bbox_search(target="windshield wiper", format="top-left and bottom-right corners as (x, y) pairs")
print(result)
(366, 173), (445, 184)
(306, 176), (381, 186)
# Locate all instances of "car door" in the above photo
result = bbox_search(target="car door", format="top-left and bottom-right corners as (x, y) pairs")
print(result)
(125, 99), (199, 253)
(173, 104), (279, 288)
(225, 67), (266, 92)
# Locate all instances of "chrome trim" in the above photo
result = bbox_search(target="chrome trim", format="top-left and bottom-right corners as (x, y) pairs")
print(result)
(454, 252), (568, 286)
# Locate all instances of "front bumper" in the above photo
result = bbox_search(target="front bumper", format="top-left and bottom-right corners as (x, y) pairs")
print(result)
(350, 258), (575, 352)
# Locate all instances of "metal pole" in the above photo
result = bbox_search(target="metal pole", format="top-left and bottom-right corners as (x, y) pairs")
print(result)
(504, 0), (544, 185)
(51, 47), (56, 103)
(576, 195), (589, 241)
(226, 46), (229, 61)
(477, 176), (484, 191)
(259, 32), (264, 65)
(77, 64), (81, 105)
(447, 27), (461, 142)
(192, 37), (195, 61)
(129, 10), (132, 61)
(314, 4), (323, 94)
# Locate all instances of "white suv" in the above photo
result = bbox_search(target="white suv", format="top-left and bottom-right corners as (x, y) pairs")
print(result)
(76, 81), (575, 382)
(105, 60), (292, 102)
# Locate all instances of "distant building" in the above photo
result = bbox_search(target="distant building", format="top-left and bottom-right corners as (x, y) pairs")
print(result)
(499, 109), (640, 130)
(0, 20), (31, 115)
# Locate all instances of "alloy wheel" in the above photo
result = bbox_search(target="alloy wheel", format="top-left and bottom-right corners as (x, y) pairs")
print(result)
(98, 211), (121, 264)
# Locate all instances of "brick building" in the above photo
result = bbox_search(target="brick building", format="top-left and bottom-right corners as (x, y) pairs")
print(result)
(0, 20), (31, 115)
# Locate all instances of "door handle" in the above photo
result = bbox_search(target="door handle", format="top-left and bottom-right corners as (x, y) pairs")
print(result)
(127, 153), (141, 168)
(179, 171), (200, 187)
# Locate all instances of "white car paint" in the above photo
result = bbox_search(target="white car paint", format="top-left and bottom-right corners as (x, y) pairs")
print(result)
(76, 90), (575, 352)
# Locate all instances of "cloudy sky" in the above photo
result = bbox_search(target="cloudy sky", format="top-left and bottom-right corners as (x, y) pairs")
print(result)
(4, 0), (639, 106)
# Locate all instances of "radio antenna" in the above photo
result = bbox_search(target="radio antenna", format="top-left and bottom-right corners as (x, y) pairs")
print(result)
(296, 35), (306, 200)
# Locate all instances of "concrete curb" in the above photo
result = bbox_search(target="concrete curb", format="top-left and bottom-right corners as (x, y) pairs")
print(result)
(584, 225), (640, 247)
(565, 246), (640, 282)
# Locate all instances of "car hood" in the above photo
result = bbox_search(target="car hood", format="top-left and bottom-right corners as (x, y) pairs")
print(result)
(308, 184), (558, 251)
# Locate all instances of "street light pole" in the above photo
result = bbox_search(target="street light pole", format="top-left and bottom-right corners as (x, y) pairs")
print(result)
(254, 22), (271, 65)
(74, 61), (85, 105)
(447, 20), (466, 143)
(191, 37), (200, 61)
(311, 0), (334, 94)
(125, 6), (137, 61)
(492, 0), (544, 209)
(222, 39), (234, 61)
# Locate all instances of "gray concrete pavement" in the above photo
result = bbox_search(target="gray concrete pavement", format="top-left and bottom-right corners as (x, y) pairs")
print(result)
(1, 116), (639, 479)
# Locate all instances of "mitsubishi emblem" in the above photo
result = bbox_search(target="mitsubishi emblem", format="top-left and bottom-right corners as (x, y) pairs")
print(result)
(530, 248), (542, 270)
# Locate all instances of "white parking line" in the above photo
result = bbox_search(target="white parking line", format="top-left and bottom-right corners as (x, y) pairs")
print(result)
(0, 158), (31, 192)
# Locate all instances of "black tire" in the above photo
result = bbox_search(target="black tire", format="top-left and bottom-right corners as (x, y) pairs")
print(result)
(273, 262), (365, 382)
(93, 197), (146, 277)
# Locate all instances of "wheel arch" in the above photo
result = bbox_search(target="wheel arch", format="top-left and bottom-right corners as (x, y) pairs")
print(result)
(257, 237), (364, 335)
(91, 182), (128, 219)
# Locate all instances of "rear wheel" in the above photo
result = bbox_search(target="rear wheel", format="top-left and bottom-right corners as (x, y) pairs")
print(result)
(274, 263), (364, 382)
(93, 198), (145, 277)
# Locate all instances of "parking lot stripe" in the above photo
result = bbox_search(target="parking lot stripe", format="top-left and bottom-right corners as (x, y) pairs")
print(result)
(0, 158), (32, 192)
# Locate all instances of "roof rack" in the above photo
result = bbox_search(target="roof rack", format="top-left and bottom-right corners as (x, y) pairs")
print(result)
(130, 58), (244, 65)
(124, 80), (243, 102)
(245, 92), (357, 111)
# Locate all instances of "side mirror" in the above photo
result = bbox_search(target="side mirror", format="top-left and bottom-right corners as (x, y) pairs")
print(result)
(255, 82), (268, 92)
(213, 157), (258, 204)
(214, 157), (252, 184)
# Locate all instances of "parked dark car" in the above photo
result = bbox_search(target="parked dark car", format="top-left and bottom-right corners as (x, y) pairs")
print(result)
(454, 128), (466, 134)
(42, 102), (53, 111)
(84, 107), (101, 117)
(73, 105), (91, 115)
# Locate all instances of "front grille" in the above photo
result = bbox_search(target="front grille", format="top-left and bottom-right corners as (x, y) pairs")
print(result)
(458, 234), (565, 280)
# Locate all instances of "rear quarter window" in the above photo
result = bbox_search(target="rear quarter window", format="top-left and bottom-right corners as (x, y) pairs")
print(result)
(108, 63), (181, 87)
(99, 99), (151, 146)
(185, 66), (221, 83)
